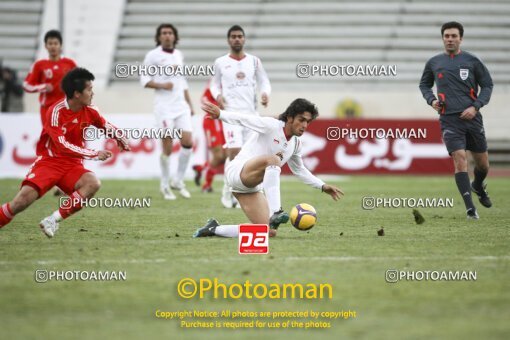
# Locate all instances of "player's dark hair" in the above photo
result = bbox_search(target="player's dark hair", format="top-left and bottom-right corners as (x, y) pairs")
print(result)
(44, 30), (62, 44)
(278, 98), (319, 122)
(227, 25), (245, 38)
(441, 21), (464, 38)
(155, 23), (179, 46)
(61, 67), (95, 99)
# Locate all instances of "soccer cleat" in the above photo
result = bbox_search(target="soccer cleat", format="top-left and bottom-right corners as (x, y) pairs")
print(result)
(39, 216), (59, 238)
(221, 186), (234, 208)
(160, 185), (176, 200)
(269, 209), (290, 230)
(466, 208), (480, 220)
(192, 165), (202, 187)
(193, 218), (219, 237)
(171, 181), (191, 199)
(201, 185), (213, 193)
(53, 187), (64, 196)
(232, 196), (241, 209)
(471, 182), (492, 208)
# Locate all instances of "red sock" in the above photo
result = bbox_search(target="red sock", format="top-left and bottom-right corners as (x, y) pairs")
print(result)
(59, 191), (85, 220)
(203, 166), (218, 188)
(0, 203), (14, 228)
(193, 164), (203, 173)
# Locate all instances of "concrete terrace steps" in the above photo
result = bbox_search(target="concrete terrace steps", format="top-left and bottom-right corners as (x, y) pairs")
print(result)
(112, 0), (510, 84)
(0, 0), (43, 77)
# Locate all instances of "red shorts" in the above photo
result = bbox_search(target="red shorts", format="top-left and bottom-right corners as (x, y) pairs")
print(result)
(21, 157), (91, 197)
(203, 118), (225, 148)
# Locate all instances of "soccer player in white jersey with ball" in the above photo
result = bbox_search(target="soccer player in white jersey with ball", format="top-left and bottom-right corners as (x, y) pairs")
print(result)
(210, 25), (271, 208)
(141, 24), (195, 200)
(193, 99), (343, 238)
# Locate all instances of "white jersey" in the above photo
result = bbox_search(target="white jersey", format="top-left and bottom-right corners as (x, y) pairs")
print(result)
(219, 111), (325, 189)
(210, 53), (271, 113)
(140, 46), (190, 116)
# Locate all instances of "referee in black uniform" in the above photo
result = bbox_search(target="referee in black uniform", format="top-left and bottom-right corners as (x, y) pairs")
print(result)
(419, 21), (493, 219)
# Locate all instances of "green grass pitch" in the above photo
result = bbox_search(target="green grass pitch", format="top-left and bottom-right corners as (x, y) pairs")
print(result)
(0, 176), (509, 339)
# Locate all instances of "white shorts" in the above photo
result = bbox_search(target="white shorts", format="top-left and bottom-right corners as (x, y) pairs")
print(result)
(222, 122), (254, 149)
(155, 110), (192, 133)
(225, 158), (262, 194)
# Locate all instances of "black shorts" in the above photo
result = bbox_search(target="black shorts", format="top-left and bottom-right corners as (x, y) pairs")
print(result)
(439, 112), (488, 155)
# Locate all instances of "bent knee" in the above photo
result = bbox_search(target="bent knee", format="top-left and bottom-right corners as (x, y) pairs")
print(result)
(265, 155), (281, 167)
(85, 177), (101, 193)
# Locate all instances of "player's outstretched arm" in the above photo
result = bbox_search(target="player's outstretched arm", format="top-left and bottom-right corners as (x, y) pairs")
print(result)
(203, 102), (276, 134)
(97, 150), (113, 161)
(89, 107), (131, 152)
(202, 102), (221, 119)
(322, 184), (344, 201)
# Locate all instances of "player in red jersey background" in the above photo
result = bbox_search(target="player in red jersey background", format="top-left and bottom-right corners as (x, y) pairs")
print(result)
(23, 30), (76, 119)
(192, 82), (227, 193)
(0, 68), (130, 238)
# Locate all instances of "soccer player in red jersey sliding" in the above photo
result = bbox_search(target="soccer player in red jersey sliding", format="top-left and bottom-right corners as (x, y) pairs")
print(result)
(192, 82), (227, 193)
(0, 68), (130, 238)
(23, 30), (77, 120)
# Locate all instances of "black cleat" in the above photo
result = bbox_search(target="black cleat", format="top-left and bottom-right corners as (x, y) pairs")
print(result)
(192, 165), (202, 187)
(471, 182), (492, 208)
(269, 209), (289, 230)
(193, 218), (219, 237)
(466, 208), (480, 220)
(53, 188), (64, 196)
(202, 186), (213, 193)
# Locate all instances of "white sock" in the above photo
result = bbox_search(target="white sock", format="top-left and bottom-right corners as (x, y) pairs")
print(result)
(160, 154), (170, 186)
(176, 146), (192, 183)
(51, 210), (63, 222)
(214, 225), (238, 238)
(263, 165), (281, 215)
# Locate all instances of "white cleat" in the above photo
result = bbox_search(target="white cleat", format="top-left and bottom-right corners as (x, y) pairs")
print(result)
(160, 186), (176, 200)
(232, 196), (241, 209)
(171, 181), (191, 199)
(39, 216), (59, 238)
(221, 195), (234, 208)
(221, 184), (234, 208)
(221, 187), (234, 209)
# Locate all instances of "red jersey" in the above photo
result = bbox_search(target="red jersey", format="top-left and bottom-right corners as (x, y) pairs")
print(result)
(201, 86), (218, 119)
(37, 99), (111, 162)
(23, 57), (76, 113)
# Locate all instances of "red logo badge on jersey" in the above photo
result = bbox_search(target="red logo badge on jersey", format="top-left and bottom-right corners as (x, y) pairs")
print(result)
(44, 69), (53, 79)
(438, 72), (443, 79)
(236, 71), (246, 80)
(239, 224), (269, 254)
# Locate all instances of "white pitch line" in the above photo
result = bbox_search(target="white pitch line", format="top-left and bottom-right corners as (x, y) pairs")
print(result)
(284, 256), (510, 261)
(0, 259), (167, 265)
(0, 256), (508, 266)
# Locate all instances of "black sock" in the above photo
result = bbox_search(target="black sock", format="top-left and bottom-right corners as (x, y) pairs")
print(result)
(473, 167), (488, 190)
(455, 172), (475, 211)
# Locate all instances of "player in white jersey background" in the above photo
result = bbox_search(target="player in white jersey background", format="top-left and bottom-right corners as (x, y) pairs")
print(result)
(194, 99), (343, 238)
(141, 24), (195, 200)
(210, 25), (271, 208)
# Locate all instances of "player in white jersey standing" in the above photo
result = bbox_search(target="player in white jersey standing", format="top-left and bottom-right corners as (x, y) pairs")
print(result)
(210, 25), (271, 208)
(193, 99), (343, 238)
(141, 24), (195, 200)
